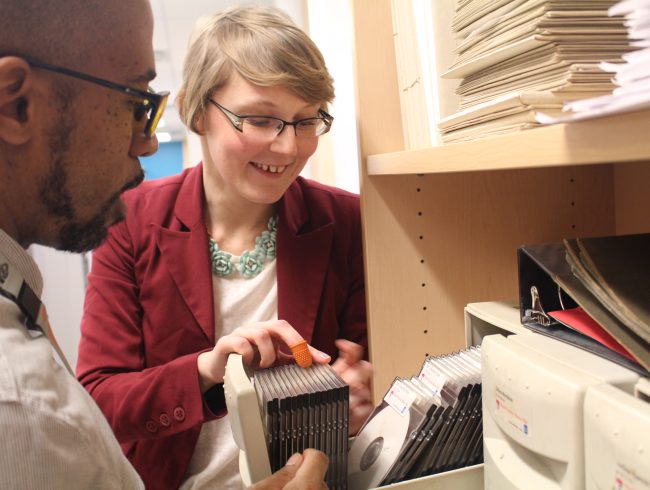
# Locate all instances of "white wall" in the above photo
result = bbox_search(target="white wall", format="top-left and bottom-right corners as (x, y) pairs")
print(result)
(29, 246), (89, 369)
(305, 0), (360, 193)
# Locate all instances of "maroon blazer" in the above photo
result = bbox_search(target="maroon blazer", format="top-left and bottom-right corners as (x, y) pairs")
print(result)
(77, 164), (367, 490)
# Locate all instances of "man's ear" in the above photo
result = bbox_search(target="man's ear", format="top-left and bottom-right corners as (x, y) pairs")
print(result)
(0, 57), (33, 145)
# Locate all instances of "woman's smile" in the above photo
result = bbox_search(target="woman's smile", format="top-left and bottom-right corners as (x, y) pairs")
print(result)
(251, 161), (289, 175)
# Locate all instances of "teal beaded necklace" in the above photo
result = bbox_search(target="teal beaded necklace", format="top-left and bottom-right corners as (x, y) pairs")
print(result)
(208, 215), (278, 279)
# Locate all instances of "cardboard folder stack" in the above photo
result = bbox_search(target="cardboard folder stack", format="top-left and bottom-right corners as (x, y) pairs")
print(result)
(439, 0), (637, 143)
(539, 0), (650, 122)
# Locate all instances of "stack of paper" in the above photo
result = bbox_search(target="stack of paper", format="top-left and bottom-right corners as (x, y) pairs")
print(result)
(538, 0), (650, 123)
(440, 0), (636, 143)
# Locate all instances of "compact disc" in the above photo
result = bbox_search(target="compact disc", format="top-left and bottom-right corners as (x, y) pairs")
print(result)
(348, 403), (410, 490)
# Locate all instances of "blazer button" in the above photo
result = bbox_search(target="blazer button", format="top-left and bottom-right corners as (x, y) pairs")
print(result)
(145, 420), (158, 433)
(159, 413), (171, 427)
(173, 406), (185, 422)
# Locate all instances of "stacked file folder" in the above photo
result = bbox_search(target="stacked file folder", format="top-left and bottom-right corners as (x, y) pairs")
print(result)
(439, 0), (637, 142)
(539, 0), (650, 122)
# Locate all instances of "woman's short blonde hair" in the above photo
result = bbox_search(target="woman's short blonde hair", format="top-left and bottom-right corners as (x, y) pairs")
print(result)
(177, 5), (335, 134)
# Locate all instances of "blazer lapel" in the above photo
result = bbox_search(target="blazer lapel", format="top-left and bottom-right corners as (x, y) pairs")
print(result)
(277, 181), (334, 343)
(154, 165), (215, 343)
(155, 227), (214, 343)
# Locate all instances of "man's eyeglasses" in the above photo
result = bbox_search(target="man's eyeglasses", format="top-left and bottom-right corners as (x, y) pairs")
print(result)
(16, 55), (169, 138)
(208, 99), (333, 141)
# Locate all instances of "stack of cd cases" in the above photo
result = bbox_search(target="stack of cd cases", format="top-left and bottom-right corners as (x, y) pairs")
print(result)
(253, 363), (349, 490)
(348, 347), (483, 489)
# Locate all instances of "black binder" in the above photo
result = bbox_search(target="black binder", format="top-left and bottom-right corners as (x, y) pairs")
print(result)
(517, 234), (650, 376)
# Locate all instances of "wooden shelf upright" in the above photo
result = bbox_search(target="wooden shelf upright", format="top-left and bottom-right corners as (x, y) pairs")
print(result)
(351, 0), (650, 402)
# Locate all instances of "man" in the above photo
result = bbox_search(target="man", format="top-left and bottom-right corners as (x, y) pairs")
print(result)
(0, 0), (328, 487)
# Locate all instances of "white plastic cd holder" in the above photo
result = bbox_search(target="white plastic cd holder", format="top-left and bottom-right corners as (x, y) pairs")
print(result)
(223, 353), (272, 486)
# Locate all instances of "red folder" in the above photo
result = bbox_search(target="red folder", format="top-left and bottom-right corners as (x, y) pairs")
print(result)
(549, 307), (636, 363)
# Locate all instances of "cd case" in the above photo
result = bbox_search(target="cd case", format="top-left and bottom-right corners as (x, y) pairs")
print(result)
(348, 347), (483, 490)
(224, 354), (349, 489)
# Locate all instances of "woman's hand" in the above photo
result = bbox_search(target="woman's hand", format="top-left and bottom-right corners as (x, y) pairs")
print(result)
(197, 319), (331, 393)
(331, 339), (374, 435)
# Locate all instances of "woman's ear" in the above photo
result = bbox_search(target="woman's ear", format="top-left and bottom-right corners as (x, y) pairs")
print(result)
(193, 108), (206, 135)
(0, 57), (33, 145)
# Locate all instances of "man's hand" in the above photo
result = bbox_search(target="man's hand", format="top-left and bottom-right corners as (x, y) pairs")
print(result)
(249, 449), (329, 490)
(331, 339), (374, 435)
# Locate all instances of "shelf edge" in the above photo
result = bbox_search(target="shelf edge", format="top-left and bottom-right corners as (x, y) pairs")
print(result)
(367, 108), (650, 175)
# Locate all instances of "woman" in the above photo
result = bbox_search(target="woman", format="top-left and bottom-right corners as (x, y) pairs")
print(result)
(77, 6), (372, 490)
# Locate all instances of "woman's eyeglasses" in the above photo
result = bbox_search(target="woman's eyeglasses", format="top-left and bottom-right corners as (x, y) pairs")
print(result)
(208, 99), (333, 141)
(13, 54), (169, 138)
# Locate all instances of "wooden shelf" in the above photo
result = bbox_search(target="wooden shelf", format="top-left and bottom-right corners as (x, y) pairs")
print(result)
(367, 108), (650, 175)
(352, 0), (650, 407)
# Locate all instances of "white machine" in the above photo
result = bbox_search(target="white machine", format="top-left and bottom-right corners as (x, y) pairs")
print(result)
(482, 333), (649, 490)
(584, 383), (650, 490)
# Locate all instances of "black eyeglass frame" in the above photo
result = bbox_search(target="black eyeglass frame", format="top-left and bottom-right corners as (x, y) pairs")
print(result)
(208, 99), (334, 138)
(6, 54), (169, 137)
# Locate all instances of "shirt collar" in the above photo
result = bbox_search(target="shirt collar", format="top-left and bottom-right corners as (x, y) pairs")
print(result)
(0, 228), (43, 298)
